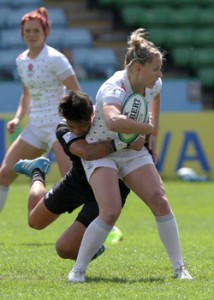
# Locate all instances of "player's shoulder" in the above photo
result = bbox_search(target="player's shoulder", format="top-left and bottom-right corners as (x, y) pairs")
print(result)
(146, 78), (162, 97)
(154, 78), (162, 91)
(97, 70), (127, 103)
(42, 45), (63, 57)
(45, 45), (71, 70)
(16, 49), (28, 62)
(56, 119), (83, 143)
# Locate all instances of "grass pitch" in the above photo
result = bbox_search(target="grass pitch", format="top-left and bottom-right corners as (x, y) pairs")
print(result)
(1, 180), (214, 299)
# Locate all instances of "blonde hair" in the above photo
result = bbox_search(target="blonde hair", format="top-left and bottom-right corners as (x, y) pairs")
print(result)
(124, 28), (164, 68)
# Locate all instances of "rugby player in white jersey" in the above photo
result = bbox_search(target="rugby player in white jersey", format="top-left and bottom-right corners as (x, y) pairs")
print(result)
(68, 28), (193, 282)
(0, 7), (80, 211)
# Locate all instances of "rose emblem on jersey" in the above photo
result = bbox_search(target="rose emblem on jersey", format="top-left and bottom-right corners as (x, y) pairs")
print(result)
(27, 63), (34, 77)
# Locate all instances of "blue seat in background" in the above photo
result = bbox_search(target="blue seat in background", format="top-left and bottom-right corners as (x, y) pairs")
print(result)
(72, 48), (118, 78)
(71, 48), (92, 69)
(5, 8), (35, 28)
(63, 28), (93, 49)
(0, 8), (10, 29)
(47, 28), (93, 52)
(0, 49), (22, 79)
(48, 8), (68, 28)
(9, 0), (44, 9)
(46, 28), (66, 50)
(0, 0), (10, 8)
(88, 48), (118, 78)
(72, 48), (117, 78)
(5, 7), (67, 29)
(0, 29), (25, 50)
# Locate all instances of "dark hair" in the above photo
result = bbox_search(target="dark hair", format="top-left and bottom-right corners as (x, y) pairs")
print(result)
(58, 90), (93, 121)
(124, 28), (165, 68)
(21, 7), (51, 38)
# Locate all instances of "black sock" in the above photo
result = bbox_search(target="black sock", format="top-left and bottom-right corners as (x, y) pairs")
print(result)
(31, 168), (46, 186)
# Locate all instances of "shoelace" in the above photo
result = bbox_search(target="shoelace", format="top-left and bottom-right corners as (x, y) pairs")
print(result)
(73, 269), (85, 275)
(174, 263), (190, 277)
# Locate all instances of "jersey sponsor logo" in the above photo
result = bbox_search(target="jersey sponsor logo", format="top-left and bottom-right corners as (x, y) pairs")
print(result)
(62, 132), (73, 143)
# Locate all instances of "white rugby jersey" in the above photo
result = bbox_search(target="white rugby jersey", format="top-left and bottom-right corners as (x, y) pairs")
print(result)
(16, 45), (75, 127)
(86, 69), (162, 143)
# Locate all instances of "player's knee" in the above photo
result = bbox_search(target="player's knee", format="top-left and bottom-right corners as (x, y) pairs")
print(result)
(101, 205), (121, 224)
(55, 240), (77, 260)
(28, 217), (45, 230)
(0, 165), (16, 185)
(151, 191), (170, 215)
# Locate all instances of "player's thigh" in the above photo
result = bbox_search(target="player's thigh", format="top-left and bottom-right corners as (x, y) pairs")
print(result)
(125, 165), (170, 216)
(29, 199), (59, 229)
(44, 175), (88, 214)
(125, 164), (166, 203)
(3, 137), (44, 165)
(89, 167), (122, 211)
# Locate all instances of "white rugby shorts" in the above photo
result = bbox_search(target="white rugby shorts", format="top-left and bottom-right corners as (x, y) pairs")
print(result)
(20, 121), (58, 151)
(82, 147), (154, 181)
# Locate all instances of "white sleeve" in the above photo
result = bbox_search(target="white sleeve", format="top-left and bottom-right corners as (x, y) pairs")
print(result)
(98, 85), (126, 106)
(153, 78), (162, 96)
(53, 54), (75, 81)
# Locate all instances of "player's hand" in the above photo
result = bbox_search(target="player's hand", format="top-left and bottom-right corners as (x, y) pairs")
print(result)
(129, 136), (145, 151)
(7, 117), (19, 134)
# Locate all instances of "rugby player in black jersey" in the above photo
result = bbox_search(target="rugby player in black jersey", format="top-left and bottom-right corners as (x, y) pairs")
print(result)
(14, 90), (145, 262)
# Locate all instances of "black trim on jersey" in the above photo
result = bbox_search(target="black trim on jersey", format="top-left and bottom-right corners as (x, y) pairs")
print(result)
(56, 119), (86, 173)
(56, 120), (85, 158)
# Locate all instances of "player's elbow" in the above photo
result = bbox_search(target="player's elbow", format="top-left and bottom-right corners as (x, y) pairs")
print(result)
(105, 117), (119, 132)
(80, 152), (96, 160)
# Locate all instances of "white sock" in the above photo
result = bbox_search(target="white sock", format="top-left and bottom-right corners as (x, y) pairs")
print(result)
(74, 217), (112, 272)
(156, 212), (184, 270)
(0, 185), (8, 211)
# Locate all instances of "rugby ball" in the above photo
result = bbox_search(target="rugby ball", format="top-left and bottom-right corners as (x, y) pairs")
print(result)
(118, 93), (148, 143)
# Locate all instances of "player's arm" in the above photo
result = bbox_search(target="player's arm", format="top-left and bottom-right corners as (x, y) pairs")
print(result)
(56, 121), (144, 161)
(103, 103), (153, 136)
(62, 74), (81, 92)
(71, 136), (146, 160)
(7, 82), (30, 134)
(69, 138), (117, 160)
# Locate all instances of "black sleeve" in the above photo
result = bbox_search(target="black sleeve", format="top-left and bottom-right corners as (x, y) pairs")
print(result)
(56, 119), (85, 158)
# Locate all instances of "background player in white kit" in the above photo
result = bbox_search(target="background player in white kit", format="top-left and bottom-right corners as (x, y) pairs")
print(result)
(0, 7), (80, 211)
(68, 28), (192, 282)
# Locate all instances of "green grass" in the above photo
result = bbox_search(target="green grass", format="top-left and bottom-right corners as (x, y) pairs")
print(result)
(1, 181), (214, 299)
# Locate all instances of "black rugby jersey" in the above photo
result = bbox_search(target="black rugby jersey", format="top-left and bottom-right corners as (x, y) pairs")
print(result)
(56, 119), (86, 175)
